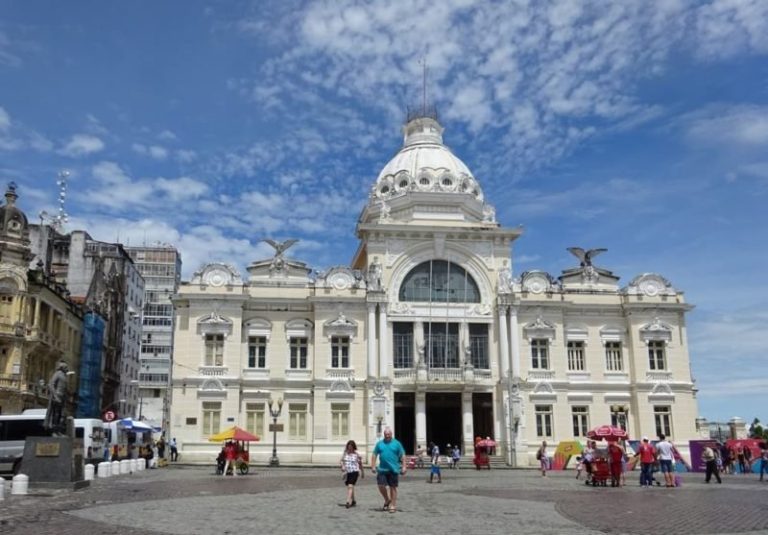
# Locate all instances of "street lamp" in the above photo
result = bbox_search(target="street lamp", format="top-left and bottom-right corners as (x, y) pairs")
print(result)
(268, 397), (283, 467)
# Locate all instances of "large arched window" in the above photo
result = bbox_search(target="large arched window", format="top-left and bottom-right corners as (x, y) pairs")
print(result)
(398, 260), (480, 303)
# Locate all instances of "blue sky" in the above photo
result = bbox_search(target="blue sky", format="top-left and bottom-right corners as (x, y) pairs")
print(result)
(1, 1), (767, 425)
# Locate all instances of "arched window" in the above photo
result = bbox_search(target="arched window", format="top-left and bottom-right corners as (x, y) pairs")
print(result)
(398, 260), (480, 303)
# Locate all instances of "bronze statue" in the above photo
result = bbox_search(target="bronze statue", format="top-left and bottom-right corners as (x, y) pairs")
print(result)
(44, 360), (69, 436)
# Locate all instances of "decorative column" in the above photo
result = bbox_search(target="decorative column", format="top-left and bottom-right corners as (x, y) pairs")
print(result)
(367, 303), (377, 378)
(462, 391), (474, 450)
(415, 392), (427, 447)
(497, 305), (509, 378)
(378, 304), (388, 378)
(509, 307), (521, 379)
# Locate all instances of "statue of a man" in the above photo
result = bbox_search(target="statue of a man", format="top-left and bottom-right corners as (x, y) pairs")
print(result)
(44, 361), (69, 436)
(367, 258), (383, 291)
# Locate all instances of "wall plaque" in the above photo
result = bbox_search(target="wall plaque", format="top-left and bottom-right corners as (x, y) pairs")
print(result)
(35, 442), (61, 457)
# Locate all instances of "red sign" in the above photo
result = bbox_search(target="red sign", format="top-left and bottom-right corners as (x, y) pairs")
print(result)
(103, 410), (117, 422)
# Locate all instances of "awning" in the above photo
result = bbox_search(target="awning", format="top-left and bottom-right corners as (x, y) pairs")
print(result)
(118, 418), (155, 432)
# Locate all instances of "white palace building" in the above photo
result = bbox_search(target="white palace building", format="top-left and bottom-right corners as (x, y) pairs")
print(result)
(169, 113), (700, 466)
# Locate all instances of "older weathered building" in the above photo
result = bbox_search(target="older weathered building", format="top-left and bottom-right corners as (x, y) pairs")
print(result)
(170, 114), (699, 465)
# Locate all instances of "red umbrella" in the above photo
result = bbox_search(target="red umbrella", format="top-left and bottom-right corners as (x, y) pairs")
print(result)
(476, 438), (497, 448)
(586, 425), (628, 442)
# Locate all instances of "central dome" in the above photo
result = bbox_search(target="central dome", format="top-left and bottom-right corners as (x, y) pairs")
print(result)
(370, 116), (484, 203)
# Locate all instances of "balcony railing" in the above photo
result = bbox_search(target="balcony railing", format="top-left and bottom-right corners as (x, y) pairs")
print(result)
(427, 368), (463, 382)
(326, 369), (355, 381)
(528, 370), (555, 381)
(393, 368), (416, 381)
(646, 371), (672, 382)
(473, 369), (492, 380)
(0, 375), (20, 389)
(198, 366), (228, 377)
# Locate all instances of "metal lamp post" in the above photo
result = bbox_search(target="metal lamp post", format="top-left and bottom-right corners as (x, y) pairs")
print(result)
(268, 397), (283, 467)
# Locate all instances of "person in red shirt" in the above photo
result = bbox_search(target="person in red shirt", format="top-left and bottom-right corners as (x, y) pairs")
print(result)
(222, 441), (238, 477)
(608, 441), (625, 487)
(636, 436), (656, 487)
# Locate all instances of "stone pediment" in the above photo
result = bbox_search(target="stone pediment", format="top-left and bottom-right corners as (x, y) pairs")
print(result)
(323, 312), (358, 339)
(190, 263), (243, 287)
(623, 273), (677, 297)
(523, 316), (556, 340)
(639, 317), (673, 342)
(197, 312), (233, 335)
(315, 266), (365, 290)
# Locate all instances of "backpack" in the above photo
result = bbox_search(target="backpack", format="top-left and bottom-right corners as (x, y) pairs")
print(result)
(536, 449), (542, 461)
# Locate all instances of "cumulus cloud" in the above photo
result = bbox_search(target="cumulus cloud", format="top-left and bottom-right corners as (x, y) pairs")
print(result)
(684, 104), (768, 148)
(132, 143), (169, 160)
(59, 134), (105, 157)
(0, 106), (10, 130)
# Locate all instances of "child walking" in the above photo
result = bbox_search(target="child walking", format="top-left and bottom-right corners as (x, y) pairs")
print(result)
(340, 440), (364, 508)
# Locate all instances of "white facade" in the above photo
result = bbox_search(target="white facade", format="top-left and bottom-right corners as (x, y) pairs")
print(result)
(170, 115), (699, 465)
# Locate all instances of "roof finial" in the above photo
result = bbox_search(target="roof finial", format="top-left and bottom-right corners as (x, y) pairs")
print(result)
(421, 55), (428, 117)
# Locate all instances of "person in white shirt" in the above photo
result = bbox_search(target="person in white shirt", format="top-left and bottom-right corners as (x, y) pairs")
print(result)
(656, 434), (676, 487)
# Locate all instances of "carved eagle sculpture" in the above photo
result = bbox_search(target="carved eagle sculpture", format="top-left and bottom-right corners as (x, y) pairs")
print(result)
(263, 238), (298, 257)
(567, 247), (607, 267)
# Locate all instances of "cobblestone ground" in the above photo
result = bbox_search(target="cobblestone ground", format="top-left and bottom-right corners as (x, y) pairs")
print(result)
(2, 466), (768, 535)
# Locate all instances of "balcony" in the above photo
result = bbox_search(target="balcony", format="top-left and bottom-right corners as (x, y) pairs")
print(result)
(393, 368), (416, 382)
(473, 369), (492, 381)
(326, 368), (355, 381)
(285, 368), (312, 381)
(242, 368), (270, 380)
(528, 370), (555, 381)
(198, 366), (228, 377)
(427, 368), (463, 382)
(0, 374), (20, 389)
(646, 371), (672, 382)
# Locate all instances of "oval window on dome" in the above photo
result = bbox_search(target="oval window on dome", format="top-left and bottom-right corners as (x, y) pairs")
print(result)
(380, 185), (390, 195)
(419, 177), (430, 186)
(399, 179), (409, 188)
(398, 260), (480, 303)
(442, 178), (453, 187)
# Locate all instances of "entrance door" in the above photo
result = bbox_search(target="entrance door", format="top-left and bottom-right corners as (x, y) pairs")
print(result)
(425, 392), (462, 453)
(394, 392), (415, 454)
(472, 393), (494, 442)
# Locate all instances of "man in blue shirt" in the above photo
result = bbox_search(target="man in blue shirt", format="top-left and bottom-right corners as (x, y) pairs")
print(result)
(371, 427), (406, 513)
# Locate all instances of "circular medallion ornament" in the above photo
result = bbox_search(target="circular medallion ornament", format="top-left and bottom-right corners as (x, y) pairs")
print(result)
(329, 272), (353, 290)
(639, 279), (662, 297)
(373, 382), (385, 396)
(205, 268), (229, 287)
(524, 273), (548, 294)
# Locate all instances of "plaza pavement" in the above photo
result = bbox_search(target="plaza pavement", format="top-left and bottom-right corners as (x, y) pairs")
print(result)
(2, 465), (768, 535)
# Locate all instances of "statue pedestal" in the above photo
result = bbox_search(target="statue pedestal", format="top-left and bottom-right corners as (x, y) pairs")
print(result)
(20, 436), (89, 490)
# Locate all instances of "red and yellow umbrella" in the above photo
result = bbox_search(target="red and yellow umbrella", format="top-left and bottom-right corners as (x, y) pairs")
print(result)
(208, 426), (260, 442)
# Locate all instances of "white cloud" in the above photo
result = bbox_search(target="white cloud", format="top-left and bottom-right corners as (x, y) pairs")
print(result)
(0, 107), (10, 130)
(684, 105), (768, 148)
(693, 0), (768, 60)
(0, 31), (22, 67)
(59, 134), (105, 157)
(157, 130), (177, 141)
(133, 143), (169, 160)
(155, 176), (208, 201)
(176, 149), (197, 163)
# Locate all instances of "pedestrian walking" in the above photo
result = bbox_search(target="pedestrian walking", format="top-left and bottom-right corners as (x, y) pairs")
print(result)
(656, 434), (675, 487)
(428, 448), (442, 483)
(370, 427), (406, 514)
(702, 446), (722, 484)
(637, 436), (656, 487)
(537, 441), (549, 476)
(170, 438), (178, 462)
(451, 445), (461, 469)
(760, 442), (768, 481)
(340, 440), (364, 508)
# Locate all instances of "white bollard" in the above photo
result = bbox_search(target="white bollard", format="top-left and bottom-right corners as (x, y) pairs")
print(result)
(84, 464), (95, 481)
(112, 460), (121, 476)
(98, 462), (111, 478)
(11, 474), (29, 495)
(120, 459), (130, 475)
(137, 458), (145, 471)
(129, 459), (137, 473)
(0, 477), (5, 501)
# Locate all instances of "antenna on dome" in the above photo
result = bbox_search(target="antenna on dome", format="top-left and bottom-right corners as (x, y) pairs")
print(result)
(407, 56), (437, 122)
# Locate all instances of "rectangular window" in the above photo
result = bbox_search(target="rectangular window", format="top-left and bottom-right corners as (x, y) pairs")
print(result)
(425, 322), (459, 368)
(531, 339), (549, 370)
(469, 323), (489, 369)
(248, 336), (267, 368)
(605, 341), (623, 371)
(654, 405), (672, 437)
(201, 401), (221, 436)
(648, 341), (666, 370)
(245, 402), (265, 437)
(535, 404), (553, 438)
(566, 341), (585, 371)
(288, 403), (307, 439)
(331, 403), (349, 439)
(393, 322), (414, 368)
(204, 334), (224, 366)
(571, 406), (589, 437)
(611, 408), (628, 431)
(331, 336), (350, 368)
(290, 337), (308, 369)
